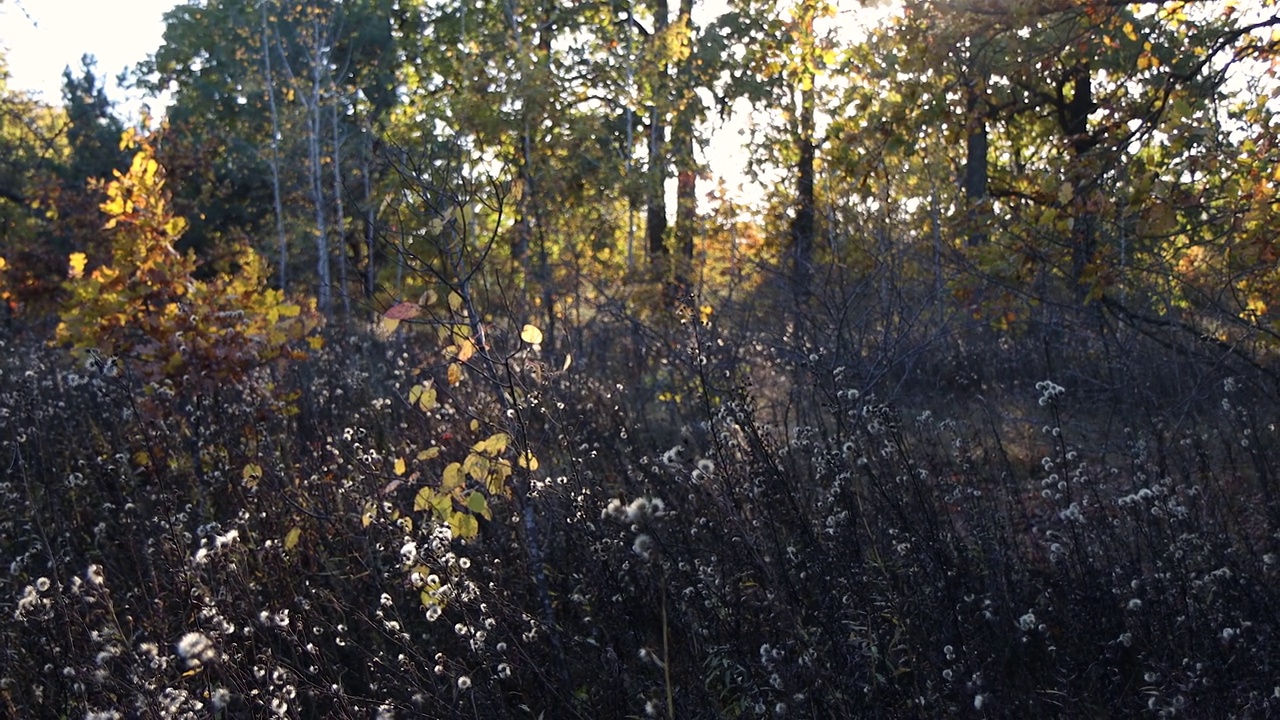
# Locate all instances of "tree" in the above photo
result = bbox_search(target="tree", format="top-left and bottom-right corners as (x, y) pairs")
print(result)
(143, 0), (398, 311)
(52, 56), (129, 262)
(834, 0), (1280, 364)
(55, 129), (321, 396)
(0, 54), (67, 322)
(715, 0), (840, 300)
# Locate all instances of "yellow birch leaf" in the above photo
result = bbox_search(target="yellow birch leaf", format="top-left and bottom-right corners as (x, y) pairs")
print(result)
(448, 291), (464, 313)
(447, 362), (463, 386)
(457, 337), (476, 363)
(430, 491), (452, 518)
(409, 383), (438, 411)
(242, 463), (263, 481)
(520, 324), (543, 345)
(518, 451), (539, 471)
(284, 527), (302, 550)
(442, 462), (463, 491)
(417, 446), (441, 461)
(414, 486), (435, 513)
(448, 512), (479, 539)
(375, 315), (400, 339)
(473, 432), (509, 455)
(68, 252), (87, 279)
(464, 454), (490, 482)
(394, 457), (407, 476)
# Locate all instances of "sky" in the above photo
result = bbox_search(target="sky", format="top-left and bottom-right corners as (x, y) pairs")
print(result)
(0, 0), (176, 111)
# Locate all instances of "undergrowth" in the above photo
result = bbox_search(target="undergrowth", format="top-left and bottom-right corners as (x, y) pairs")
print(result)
(1, 293), (1277, 719)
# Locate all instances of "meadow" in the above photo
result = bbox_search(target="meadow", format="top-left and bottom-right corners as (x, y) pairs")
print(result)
(2, 280), (1277, 719)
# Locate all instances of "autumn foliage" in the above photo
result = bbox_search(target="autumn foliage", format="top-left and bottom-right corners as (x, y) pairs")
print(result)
(54, 130), (322, 392)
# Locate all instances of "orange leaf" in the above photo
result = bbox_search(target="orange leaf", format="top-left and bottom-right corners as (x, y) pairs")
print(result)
(385, 301), (422, 320)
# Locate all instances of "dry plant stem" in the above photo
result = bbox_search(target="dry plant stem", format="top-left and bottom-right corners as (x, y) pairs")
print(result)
(661, 571), (675, 720)
(454, 254), (568, 690)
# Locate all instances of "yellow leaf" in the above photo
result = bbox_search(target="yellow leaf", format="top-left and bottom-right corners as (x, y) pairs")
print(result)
(464, 453), (490, 482)
(414, 486), (435, 513)
(417, 446), (441, 461)
(469, 419), (480, 432)
(448, 512), (479, 539)
(486, 463), (510, 495)
(518, 450), (539, 471)
(68, 252), (87, 279)
(472, 432), (509, 456)
(447, 362), (463, 385)
(429, 491), (452, 517)
(1057, 182), (1073, 206)
(242, 462), (262, 489)
(277, 303), (301, 318)
(409, 383), (438, 411)
(133, 450), (151, 467)
(394, 457), (407, 476)
(284, 527), (302, 550)
(520, 324), (543, 345)
(456, 337), (476, 363)
(448, 291), (464, 313)
(164, 217), (187, 238)
(307, 336), (325, 350)
(376, 315), (401, 339)
(442, 462), (464, 491)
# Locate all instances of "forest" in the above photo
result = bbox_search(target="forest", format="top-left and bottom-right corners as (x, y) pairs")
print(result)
(2, 0), (1279, 716)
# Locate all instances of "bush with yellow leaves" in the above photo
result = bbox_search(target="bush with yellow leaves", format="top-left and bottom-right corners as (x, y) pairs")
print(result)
(55, 129), (322, 393)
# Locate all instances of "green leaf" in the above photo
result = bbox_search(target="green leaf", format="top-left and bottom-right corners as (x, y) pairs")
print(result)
(466, 490), (491, 520)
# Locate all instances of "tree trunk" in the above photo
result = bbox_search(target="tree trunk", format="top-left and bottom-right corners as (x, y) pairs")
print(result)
(789, 3), (816, 301)
(1060, 62), (1097, 299)
(261, 1), (288, 290)
(307, 18), (332, 315)
(331, 100), (349, 319)
(963, 77), (988, 246)
(361, 121), (376, 301)
(646, 0), (670, 274)
(672, 0), (696, 295)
